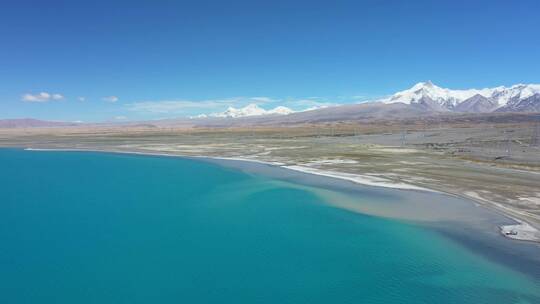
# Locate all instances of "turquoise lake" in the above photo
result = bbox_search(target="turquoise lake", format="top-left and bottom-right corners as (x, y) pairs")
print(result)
(1, 149), (539, 303)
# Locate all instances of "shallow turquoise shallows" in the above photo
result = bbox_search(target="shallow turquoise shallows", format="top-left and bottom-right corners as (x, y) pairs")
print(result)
(1, 149), (539, 303)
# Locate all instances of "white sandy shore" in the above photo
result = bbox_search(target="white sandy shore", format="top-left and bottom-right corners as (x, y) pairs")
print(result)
(24, 148), (430, 192)
(197, 156), (286, 166)
(24, 147), (540, 242)
(283, 165), (434, 192)
(500, 218), (540, 242)
(463, 191), (540, 242)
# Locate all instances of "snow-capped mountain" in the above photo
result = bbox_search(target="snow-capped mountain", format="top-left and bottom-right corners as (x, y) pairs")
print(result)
(192, 82), (539, 121)
(381, 81), (540, 113)
(207, 104), (294, 118)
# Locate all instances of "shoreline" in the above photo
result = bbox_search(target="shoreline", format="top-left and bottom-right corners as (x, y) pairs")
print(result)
(22, 147), (540, 243)
(21, 148), (438, 192)
(282, 165), (435, 192)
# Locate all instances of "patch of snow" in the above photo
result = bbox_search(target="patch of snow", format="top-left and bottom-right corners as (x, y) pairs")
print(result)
(305, 159), (359, 165)
(209, 104), (294, 118)
(517, 196), (540, 206)
(283, 165), (434, 192)
(380, 81), (540, 108)
(500, 219), (540, 242)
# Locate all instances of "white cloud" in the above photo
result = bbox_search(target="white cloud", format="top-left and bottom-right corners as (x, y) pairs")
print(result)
(102, 96), (119, 102)
(128, 100), (222, 114)
(127, 97), (275, 115)
(21, 92), (64, 102)
(114, 116), (127, 120)
(280, 98), (339, 110)
(351, 95), (366, 99)
(249, 97), (275, 103)
(77, 96), (86, 101)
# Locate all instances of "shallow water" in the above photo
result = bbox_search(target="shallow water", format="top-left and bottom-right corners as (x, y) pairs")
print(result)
(1, 149), (539, 303)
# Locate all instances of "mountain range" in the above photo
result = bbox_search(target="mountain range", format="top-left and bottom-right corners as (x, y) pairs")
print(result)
(182, 82), (540, 126)
(380, 81), (540, 113)
(2, 82), (539, 128)
(194, 104), (295, 118)
(195, 81), (540, 119)
(0, 118), (79, 128)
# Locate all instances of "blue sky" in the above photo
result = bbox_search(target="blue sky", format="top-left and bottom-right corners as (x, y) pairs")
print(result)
(2, 0), (539, 122)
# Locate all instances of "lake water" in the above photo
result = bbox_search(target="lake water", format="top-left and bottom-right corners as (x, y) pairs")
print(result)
(1, 149), (539, 303)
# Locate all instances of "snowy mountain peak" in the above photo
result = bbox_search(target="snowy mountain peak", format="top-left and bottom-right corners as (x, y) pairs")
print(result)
(270, 106), (295, 115)
(385, 81), (458, 106)
(207, 104), (294, 118)
(381, 82), (540, 112)
(411, 81), (435, 90)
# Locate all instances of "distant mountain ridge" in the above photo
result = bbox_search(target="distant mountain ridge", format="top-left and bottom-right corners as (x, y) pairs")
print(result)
(197, 82), (540, 120)
(185, 82), (540, 127)
(381, 81), (540, 113)
(0, 118), (79, 128)
(2, 82), (539, 128)
(197, 103), (294, 118)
